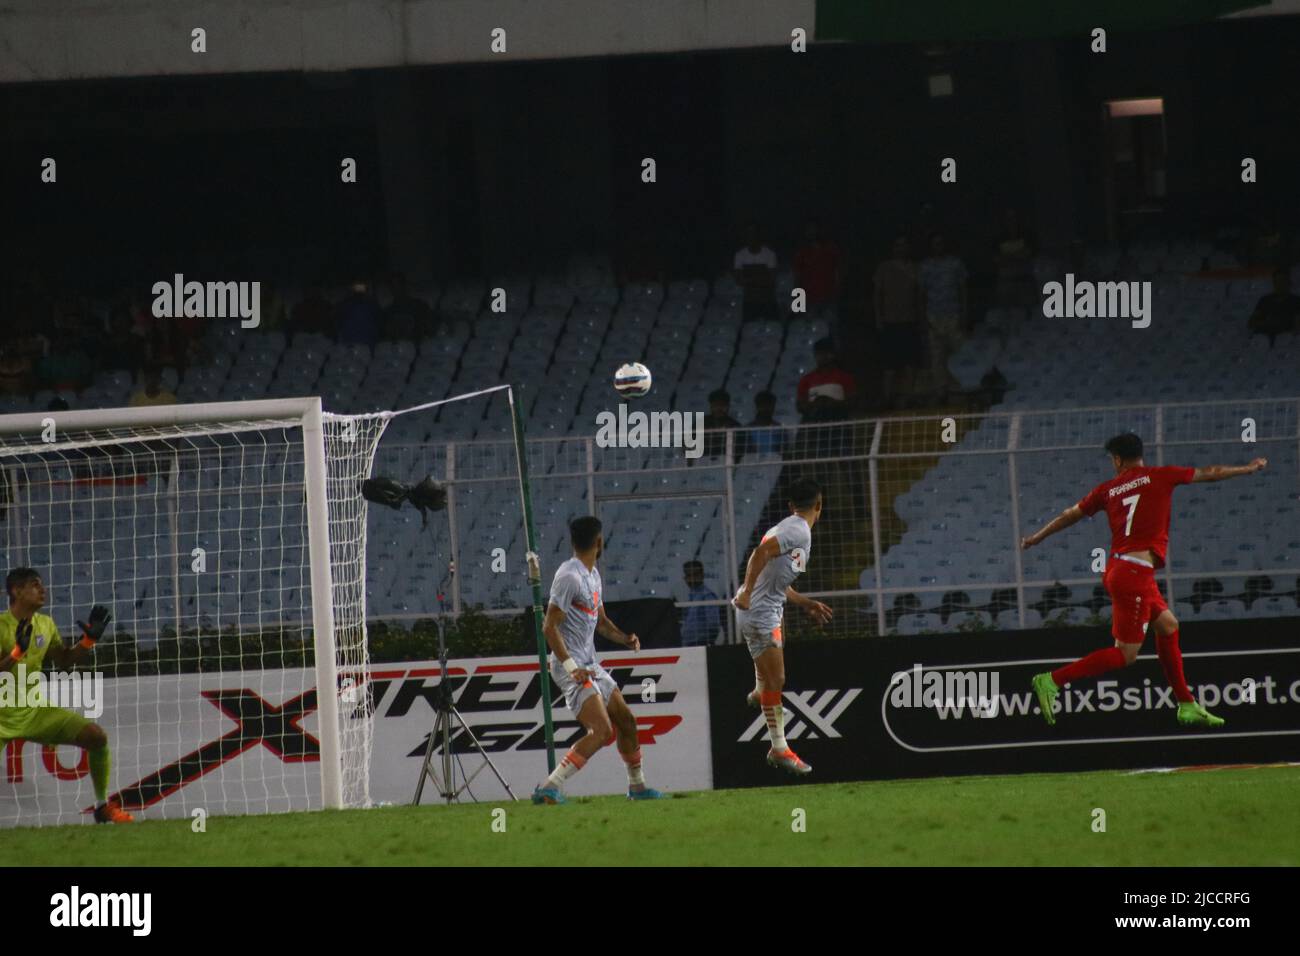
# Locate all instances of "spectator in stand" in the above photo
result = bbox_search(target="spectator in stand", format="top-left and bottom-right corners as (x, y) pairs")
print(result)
(289, 283), (335, 339)
(18, 321), (50, 367)
(381, 273), (437, 340)
(919, 232), (969, 392)
(873, 236), (925, 403)
(129, 366), (177, 408)
(979, 365), (1009, 405)
(0, 347), (32, 397)
(107, 289), (150, 364)
(47, 396), (70, 411)
(335, 280), (381, 347)
(797, 338), (857, 424)
(173, 288), (204, 355)
(993, 207), (1037, 310)
(1248, 268), (1300, 348)
(36, 314), (93, 393)
(127, 293), (156, 357)
(702, 388), (743, 460)
(95, 311), (142, 380)
(792, 219), (842, 324)
(151, 311), (183, 370)
(733, 225), (778, 322)
(797, 337), (861, 487)
(745, 390), (786, 457)
(0, 322), (49, 397)
(680, 560), (722, 647)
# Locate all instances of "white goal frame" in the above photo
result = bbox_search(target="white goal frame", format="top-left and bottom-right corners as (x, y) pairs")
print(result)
(0, 397), (346, 810)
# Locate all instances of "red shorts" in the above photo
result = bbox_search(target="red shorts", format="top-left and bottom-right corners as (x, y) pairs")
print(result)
(1104, 557), (1167, 644)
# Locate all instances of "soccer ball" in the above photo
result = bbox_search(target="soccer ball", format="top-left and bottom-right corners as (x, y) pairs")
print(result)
(614, 362), (652, 399)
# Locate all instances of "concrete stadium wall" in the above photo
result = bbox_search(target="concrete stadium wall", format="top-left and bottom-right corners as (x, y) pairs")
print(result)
(0, 0), (819, 82)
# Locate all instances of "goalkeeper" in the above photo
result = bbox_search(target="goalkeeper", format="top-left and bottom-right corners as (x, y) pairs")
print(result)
(0, 567), (132, 823)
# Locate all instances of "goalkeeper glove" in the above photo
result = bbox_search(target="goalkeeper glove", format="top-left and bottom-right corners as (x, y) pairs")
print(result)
(77, 605), (111, 648)
(9, 619), (32, 661)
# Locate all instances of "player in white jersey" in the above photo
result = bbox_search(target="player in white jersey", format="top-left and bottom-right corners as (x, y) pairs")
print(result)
(733, 477), (832, 774)
(532, 516), (665, 804)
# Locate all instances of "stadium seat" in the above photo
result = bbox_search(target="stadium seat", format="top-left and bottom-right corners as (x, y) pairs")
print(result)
(895, 613), (941, 635)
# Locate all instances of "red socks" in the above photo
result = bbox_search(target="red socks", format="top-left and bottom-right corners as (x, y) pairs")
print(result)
(1155, 629), (1194, 702)
(1052, 646), (1127, 686)
(1052, 632), (1194, 702)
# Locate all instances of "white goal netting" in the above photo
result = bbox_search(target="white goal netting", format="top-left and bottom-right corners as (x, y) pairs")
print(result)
(0, 400), (385, 828)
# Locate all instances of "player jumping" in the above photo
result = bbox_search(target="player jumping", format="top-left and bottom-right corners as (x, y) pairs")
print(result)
(733, 477), (833, 774)
(532, 516), (664, 804)
(0, 567), (130, 822)
(1021, 433), (1267, 729)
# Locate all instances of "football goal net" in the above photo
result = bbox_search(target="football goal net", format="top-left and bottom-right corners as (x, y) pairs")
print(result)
(0, 386), (547, 828)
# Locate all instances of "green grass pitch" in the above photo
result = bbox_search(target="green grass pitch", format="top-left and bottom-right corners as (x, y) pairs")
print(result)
(12, 767), (1299, 866)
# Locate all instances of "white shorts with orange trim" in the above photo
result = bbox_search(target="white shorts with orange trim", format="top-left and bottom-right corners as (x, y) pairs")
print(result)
(549, 658), (618, 714)
(740, 620), (784, 660)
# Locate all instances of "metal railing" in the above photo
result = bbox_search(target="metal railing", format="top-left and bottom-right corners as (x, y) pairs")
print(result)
(375, 394), (1300, 639)
(6, 396), (1291, 645)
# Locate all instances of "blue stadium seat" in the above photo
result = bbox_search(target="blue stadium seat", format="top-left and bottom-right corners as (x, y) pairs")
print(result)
(896, 613), (941, 635)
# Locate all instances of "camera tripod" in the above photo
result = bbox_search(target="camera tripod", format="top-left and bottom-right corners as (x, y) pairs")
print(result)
(412, 569), (518, 805)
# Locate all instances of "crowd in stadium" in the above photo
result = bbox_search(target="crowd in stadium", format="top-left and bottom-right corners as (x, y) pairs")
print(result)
(2, 208), (1297, 424)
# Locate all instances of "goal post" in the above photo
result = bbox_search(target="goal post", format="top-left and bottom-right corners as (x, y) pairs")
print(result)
(302, 397), (342, 809)
(0, 381), (549, 827)
(0, 396), (384, 826)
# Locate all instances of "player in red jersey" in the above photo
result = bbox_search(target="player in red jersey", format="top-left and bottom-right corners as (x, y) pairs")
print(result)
(1020, 432), (1267, 728)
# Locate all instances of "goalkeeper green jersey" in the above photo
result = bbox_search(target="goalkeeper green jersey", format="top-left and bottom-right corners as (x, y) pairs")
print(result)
(0, 610), (65, 737)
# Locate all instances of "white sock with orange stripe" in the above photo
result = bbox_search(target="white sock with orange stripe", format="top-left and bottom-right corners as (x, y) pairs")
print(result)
(544, 747), (587, 789)
(760, 690), (787, 750)
(621, 747), (646, 788)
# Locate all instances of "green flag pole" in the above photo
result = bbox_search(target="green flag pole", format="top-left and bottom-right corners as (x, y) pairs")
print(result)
(508, 384), (556, 772)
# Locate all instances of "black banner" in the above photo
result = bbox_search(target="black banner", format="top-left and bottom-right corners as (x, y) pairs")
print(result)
(596, 597), (681, 650)
(14, 867), (1288, 936)
(707, 618), (1300, 788)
